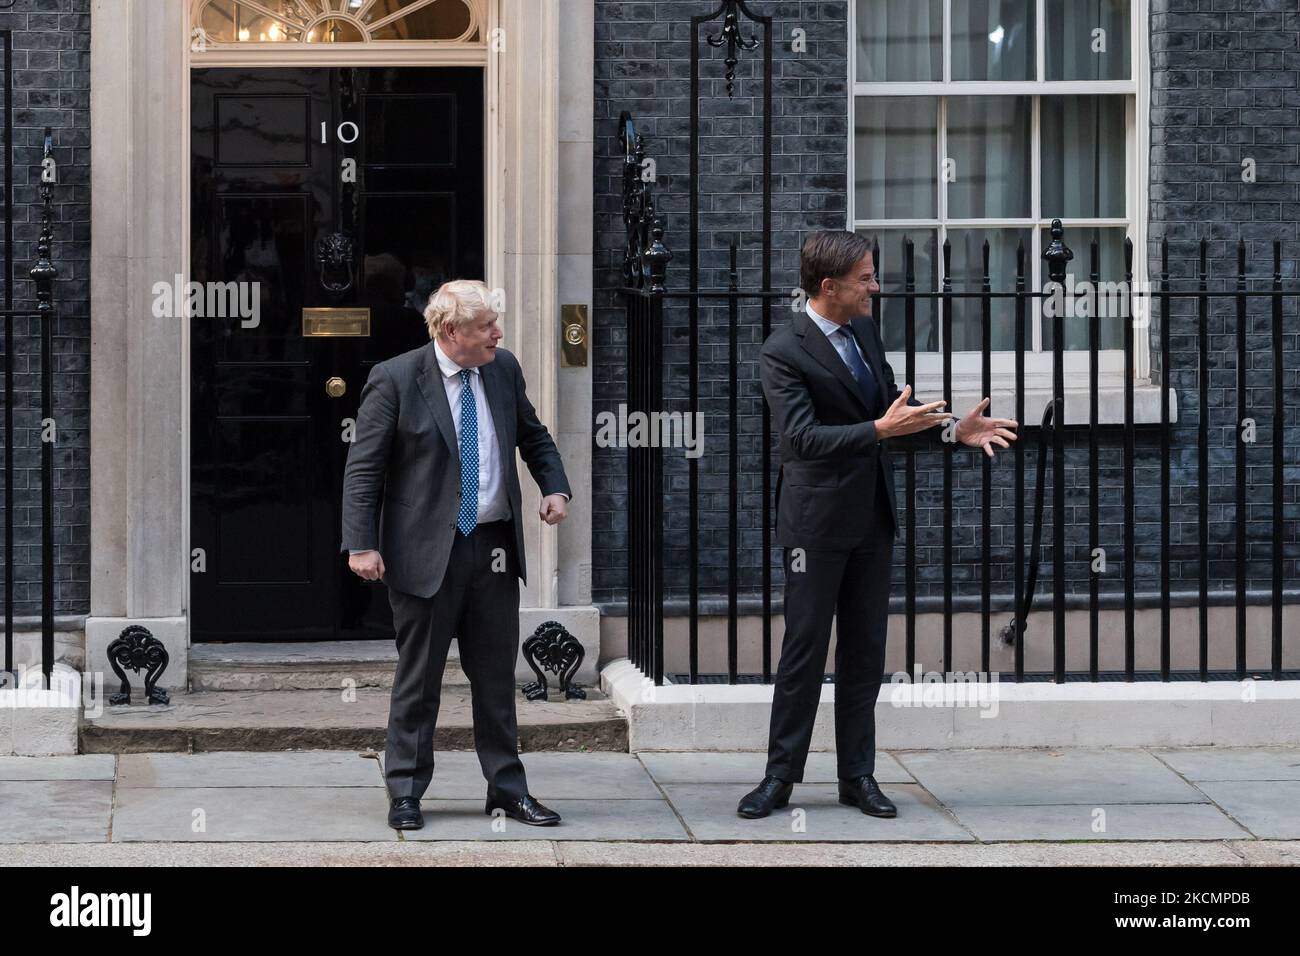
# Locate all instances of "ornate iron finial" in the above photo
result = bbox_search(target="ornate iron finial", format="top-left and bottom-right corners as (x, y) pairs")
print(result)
(521, 621), (586, 701)
(106, 625), (170, 705)
(1042, 218), (1073, 286)
(646, 219), (672, 294)
(30, 127), (57, 312)
(619, 112), (672, 292)
(706, 0), (760, 97)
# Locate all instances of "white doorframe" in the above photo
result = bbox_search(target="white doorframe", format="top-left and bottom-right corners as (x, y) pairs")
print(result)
(87, 0), (601, 683)
(182, 2), (503, 631)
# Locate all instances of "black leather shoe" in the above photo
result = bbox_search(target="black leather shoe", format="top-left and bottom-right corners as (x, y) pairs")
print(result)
(388, 796), (423, 830)
(485, 791), (561, 826)
(737, 775), (793, 819)
(839, 774), (897, 817)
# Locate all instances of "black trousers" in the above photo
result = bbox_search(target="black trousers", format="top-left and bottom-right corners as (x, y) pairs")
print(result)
(765, 490), (895, 783)
(384, 519), (527, 801)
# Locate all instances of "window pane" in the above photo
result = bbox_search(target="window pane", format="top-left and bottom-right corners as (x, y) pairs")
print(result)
(860, 229), (939, 354)
(945, 96), (1031, 219)
(1040, 227), (1129, 351)
(947, 229), (1033, 351)
(1041, 96), (1126, 220)
(855, 97), (938, 219)
(951, 0), (1036, 81)
(1045, 0), (1131, 81)
(856, 0), (942, 82)
(368, 0), (477, 41)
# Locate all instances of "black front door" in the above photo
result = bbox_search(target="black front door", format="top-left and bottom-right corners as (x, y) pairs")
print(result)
(189, 66), (483, 642)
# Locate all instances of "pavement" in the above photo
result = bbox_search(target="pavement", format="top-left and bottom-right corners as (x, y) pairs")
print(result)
(2, 745), (1299, 866)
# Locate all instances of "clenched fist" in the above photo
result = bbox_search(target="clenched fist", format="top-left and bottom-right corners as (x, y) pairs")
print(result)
(539, 494), (568, 526)
(349, 550), (386, 581)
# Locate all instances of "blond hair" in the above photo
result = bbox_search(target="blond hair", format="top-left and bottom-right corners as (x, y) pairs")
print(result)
(423, 279), (495, 339)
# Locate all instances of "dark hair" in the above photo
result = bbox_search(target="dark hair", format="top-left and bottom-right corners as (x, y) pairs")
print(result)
(799, 230), (872, 298)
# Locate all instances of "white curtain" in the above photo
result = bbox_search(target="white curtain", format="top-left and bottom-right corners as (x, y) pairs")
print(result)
(855, 96), (938, 220)
(857, 0), (942, 82)
(1047, 0), (1131, 81)
(1042, 96), (1125, 220)
(946, 95), (1032, 220)
(952, 0), (1035, 81)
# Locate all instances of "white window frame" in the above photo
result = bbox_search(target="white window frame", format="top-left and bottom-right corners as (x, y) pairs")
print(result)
(847, 0), (1152, 399)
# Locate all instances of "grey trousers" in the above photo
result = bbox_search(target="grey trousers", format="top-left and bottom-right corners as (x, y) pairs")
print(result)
(384, 519), (528, 802)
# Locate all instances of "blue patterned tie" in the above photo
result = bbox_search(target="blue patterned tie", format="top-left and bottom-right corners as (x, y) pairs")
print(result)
(836, 326), (878, 412)
(456, 369), (479, 536)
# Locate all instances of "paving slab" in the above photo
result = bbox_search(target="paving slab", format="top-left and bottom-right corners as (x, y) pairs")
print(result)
(110, 786), (396, 842)
(398, 798), (689, 842)
(1194, 781), (1300, 839)
(948, 803), (1250, 842)
(0, 840), (1276, 868)
(0, 780), (114, 843)
(418, 751), (661, 800)
(553, 840), (1251, 867)
(1150, 746), (1300, 781)
(116, 750), (383, 788)
(1231, 841), (1300, 866)
(636, 751), (913, 785)
(0, 841), (562, 866)
(659, 783), (973, 842)
(0, 754), (116, 781)
(898, 748), (1206, 806)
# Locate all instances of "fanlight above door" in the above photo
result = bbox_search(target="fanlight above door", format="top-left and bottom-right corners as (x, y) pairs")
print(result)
(192, 0), (483, 45)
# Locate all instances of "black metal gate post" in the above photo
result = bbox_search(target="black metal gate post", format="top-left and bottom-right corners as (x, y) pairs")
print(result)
(619, 113), (669, 685)
(1, 33), (60, 690)
(31, 128), (57, 688)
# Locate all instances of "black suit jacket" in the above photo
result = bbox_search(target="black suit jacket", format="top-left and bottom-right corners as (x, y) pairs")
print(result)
(339, 341), (571, 598)
(758, 310), (942, 550)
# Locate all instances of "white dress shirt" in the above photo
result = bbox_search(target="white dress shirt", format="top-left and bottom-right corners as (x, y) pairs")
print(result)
(433, 338), (511, 524)
(349, 343), (570, 553)
(806, 301), (871, 372)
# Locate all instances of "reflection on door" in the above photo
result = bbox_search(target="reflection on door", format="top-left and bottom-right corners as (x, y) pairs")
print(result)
(190, 66), (483, 642)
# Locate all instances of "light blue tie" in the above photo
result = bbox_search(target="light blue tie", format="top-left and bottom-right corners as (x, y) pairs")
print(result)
(456, 369), (479, 536)
(836, 326), (879, 412)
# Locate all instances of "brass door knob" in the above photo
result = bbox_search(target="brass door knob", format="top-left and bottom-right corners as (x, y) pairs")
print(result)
(325, 376), (346, 398)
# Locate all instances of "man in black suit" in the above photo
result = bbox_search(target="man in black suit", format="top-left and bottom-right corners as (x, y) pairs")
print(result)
(341, 279), (572, 831)
(738, 231), (1018, 819)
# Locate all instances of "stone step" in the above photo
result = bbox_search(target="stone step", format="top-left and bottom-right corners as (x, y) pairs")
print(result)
(80, 687), (627, 754)
(187, 640), (466, 691)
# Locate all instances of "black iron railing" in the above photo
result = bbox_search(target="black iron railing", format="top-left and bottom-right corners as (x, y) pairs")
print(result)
(0, 32), (60, 691)
(614, 1), (1296, 686)
(618, 111), (1297, 686)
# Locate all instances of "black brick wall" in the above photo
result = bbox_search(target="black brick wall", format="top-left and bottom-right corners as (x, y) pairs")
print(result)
(0, 0), (90, 618)
(594, 0), (850, 604)
(1146, 0), (1299, 604)
(593, 0), (1300, 610)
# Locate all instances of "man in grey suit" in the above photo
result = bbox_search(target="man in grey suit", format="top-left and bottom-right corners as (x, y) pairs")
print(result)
(341, 279), (572, 830)
(737, 231), (1018, 819)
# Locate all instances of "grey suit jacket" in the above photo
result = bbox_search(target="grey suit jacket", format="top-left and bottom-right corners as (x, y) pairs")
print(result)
(758, 311), (943, 550)
(339, 341), (571, 598)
